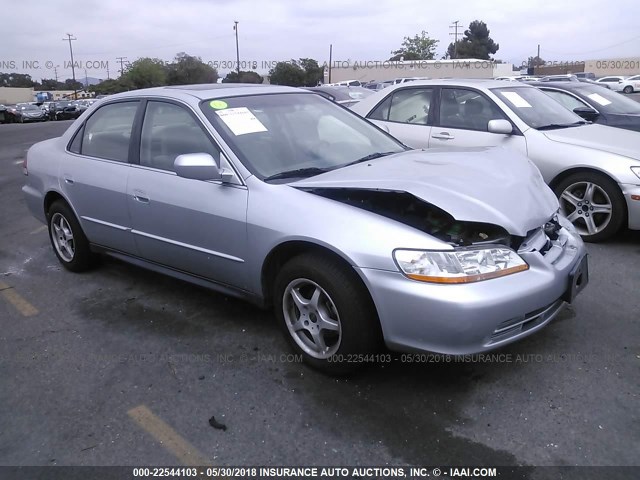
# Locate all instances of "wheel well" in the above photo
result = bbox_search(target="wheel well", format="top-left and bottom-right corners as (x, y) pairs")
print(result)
(549, 167), (619, 192)
(43, 191), (65, 217)
(261, 241), (367, 307)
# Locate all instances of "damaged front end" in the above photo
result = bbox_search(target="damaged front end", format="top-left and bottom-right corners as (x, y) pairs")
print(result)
(299, 187), (519, 248)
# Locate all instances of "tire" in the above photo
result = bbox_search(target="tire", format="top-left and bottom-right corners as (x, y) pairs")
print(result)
(273, 253), (381, 374)
(623, 85), (633, 94)
(554, 171), (625, 242)
(47, 200), (94, 272)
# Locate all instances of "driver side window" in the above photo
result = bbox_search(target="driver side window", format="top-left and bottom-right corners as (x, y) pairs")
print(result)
(543, 90), (588, 111)
(369, 88), (433, 125)
(439, 88), (506, 132)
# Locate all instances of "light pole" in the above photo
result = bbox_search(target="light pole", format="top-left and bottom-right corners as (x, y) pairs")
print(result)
(63, 33), (77, 99)
(233, 21), (240, 76)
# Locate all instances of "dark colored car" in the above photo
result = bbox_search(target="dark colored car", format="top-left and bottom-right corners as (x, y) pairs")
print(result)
(0, 104), (7, 124)
(50, 101), (81, 121)
(304, 86), (374, 107)
(532, 81), (640, 132)
(14, 104), (47, 123)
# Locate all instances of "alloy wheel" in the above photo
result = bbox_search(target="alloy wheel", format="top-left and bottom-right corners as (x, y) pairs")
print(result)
(559, 181), (613, 236)
(282, 278), (342, 359)
(51, 213), (75, 262)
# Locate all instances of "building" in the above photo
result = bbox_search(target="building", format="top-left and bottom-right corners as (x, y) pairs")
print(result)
(324, 59), (514, 84)
(36, 90), (95, 101)
(0, 87), (34, 104)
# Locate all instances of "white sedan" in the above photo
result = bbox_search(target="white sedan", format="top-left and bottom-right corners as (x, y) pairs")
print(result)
(619, 75), (640, 94)
(350, 79), (640, 242)
(595, 76), (627, 92)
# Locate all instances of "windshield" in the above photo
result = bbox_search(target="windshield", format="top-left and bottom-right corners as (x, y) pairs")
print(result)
(574, 86), (640, 115)
(492, 86), (585, 129)
(200, 93), (406, 180)
(21, 105), (40, 111)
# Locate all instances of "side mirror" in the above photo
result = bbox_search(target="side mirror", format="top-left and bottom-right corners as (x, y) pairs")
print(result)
(487, 119), (513, 135)
(573, 106), (599, 121)
(174, 153), (233, 182)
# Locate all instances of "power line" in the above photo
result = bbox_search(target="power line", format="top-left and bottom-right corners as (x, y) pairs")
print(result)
(449, 20), (462, 58)
(116, 57), (128, 76)
(63, 33), (77, 99)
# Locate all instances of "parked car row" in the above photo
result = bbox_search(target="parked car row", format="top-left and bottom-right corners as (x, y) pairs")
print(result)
(23, 83), (590, 373)
(0, 99), (97, 124)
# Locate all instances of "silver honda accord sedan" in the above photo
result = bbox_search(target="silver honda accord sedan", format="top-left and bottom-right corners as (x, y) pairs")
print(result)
(23, 84), (588, 373)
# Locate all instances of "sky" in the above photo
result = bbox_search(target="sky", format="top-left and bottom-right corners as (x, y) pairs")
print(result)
(2, 0), (639, 82)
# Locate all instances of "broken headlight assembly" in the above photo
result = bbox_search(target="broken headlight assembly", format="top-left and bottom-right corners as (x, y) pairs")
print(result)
(394, 247), (528, 284)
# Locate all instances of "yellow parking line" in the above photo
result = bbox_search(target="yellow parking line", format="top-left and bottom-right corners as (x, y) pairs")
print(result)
(30, 225), (47, 235)
(128, 405), (209, 466)
(0, 281), (39, 317)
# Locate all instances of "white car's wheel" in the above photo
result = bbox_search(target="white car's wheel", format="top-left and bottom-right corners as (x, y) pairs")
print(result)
(555, 172), (625, 242)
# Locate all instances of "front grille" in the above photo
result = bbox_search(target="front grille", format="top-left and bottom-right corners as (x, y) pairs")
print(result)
(488, 299), (564, 344)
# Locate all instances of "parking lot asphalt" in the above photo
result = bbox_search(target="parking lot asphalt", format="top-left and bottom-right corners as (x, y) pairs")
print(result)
(0, 118), (638, 471)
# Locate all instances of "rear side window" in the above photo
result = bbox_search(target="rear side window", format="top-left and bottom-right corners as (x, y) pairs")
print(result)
(81, 101), (139, 162)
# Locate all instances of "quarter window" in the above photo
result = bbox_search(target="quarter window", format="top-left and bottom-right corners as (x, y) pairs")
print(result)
(140, 101), (219, 171)
(81, 101), (139, 162)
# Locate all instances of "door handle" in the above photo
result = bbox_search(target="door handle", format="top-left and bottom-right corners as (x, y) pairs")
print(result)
(133, 190), (150, 204)
(431, 132), (455, 140)
(63, 175), (74, 184)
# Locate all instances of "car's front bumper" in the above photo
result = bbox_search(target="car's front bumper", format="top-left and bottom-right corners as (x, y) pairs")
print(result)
(357, 225), (587, 355)
(620, 183), (640, 230)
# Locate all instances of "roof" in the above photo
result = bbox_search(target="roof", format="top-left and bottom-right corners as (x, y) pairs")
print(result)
(105, 83), (304, 101)
(379, 78), (533, 89)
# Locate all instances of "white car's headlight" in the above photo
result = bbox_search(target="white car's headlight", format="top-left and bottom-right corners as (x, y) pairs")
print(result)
(394, 247), (528, 284)
(631, 166), (640, 181)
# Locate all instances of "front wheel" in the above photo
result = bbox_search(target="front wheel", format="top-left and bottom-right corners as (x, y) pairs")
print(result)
(554, 172), (625, 242)
(47, 200), (95, 271)
(622, 85), (633, 94)
(273, 253), (381, 374)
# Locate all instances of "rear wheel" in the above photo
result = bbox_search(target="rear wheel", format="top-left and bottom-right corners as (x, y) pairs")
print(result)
(623, 85), (633, 94)
(47, 200), (94, 272)
(273, 253), (381, 374)
(554, 171), (625, 242)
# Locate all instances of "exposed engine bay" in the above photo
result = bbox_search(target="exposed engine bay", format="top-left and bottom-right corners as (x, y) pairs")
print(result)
(300, 187), (521, 247)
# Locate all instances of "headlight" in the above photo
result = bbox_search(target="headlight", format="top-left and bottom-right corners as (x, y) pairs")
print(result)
(631, 166), (640, 181)
(394, 247), (528, 284)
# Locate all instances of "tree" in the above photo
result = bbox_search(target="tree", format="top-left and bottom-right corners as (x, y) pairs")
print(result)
(124, 57), (167, 89)
(448, 20), (499, 60)
(63, 78), (84, 91)
(222, 70), (263, 83)
(0, 72), (36, 88)
(390, 31), (439, 61)
(89, 78), (133, 95)
(39, 78), (65, 91)
(166, 52), (218, 85)
(525, 56), (546, 68)
(297, 58), (324, 86)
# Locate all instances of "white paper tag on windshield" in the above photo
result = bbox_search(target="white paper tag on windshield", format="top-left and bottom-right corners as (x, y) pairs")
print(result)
(215, 107), (268, 135)
(501, 91), (532, 108)
(586, 93), (612, 106)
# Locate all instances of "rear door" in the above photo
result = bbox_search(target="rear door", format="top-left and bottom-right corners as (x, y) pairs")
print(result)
(429, 87), (527, 154)
(60, 100), (140, 253)
(365, 87), (434, 148)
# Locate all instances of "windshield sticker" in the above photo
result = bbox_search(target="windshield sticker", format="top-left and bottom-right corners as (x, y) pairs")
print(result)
(586, 93), (612, 106)
(215, 107), (268, 135)
(501, 91), (532, 108)
(209, 100), (228, 109)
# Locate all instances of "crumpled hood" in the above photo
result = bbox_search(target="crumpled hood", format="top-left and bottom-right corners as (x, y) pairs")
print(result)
(293, 147), (558, 237)
(542, 123), (640, 159)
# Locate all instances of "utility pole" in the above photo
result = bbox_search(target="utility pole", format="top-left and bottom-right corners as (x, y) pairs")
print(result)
(116, 56), (128, 76)
(53, 66), (59, 82)
(106, 64), (110, 80)
(233, 21), (240, 76)
(328, 44), (332, 83)
(449, 20), (462, 59)
(84, 68), (89, 89)
(63, 33), (77, 99)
